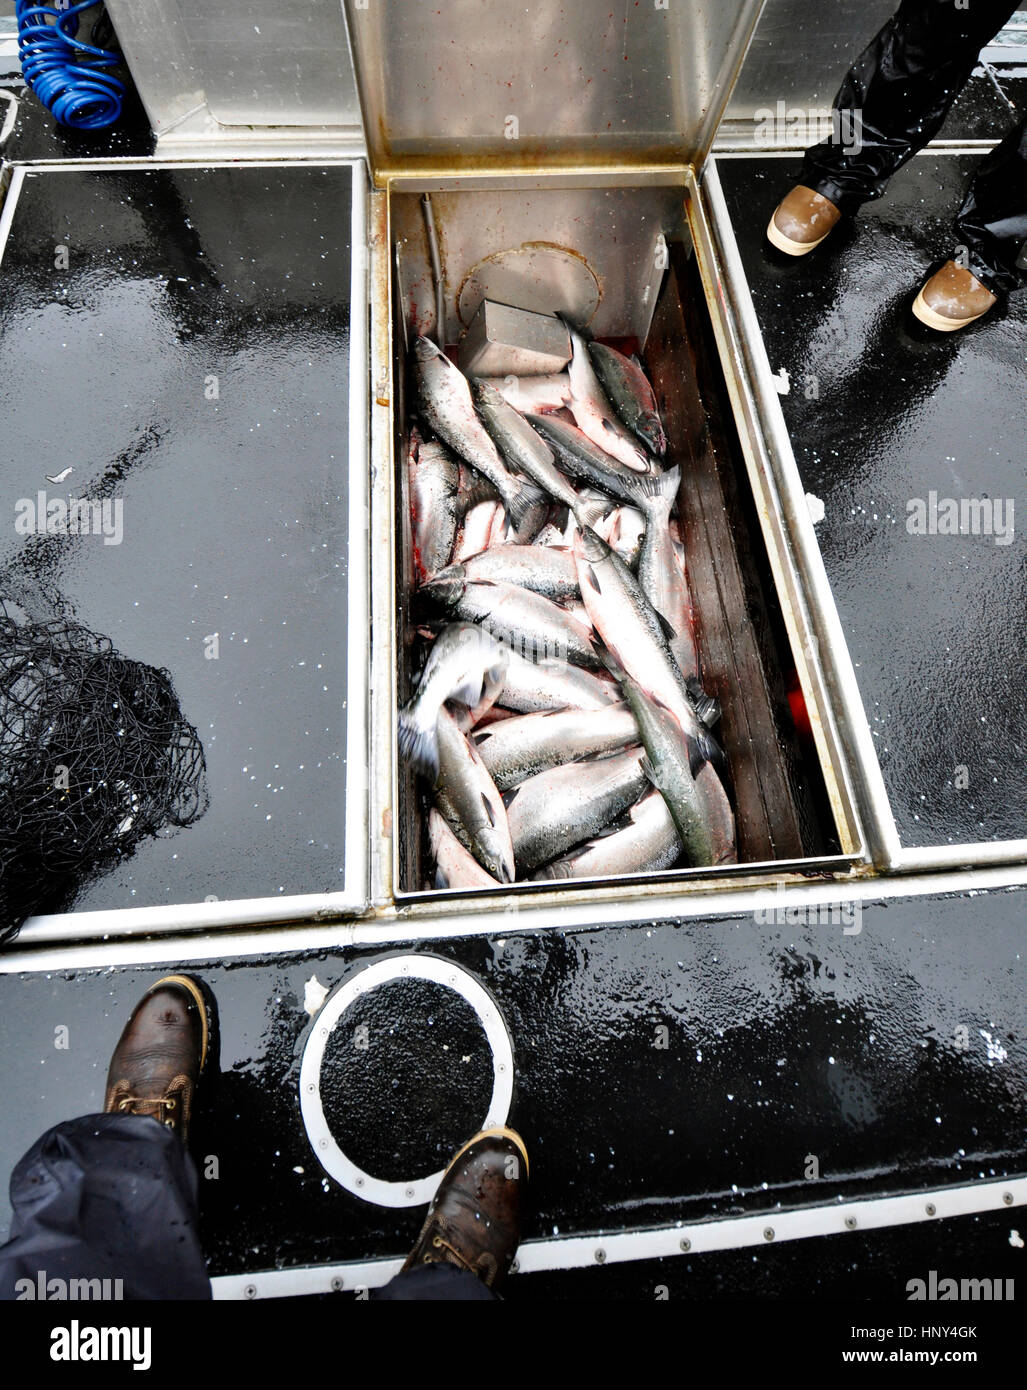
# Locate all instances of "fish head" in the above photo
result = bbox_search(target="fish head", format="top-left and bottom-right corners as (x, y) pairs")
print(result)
(470, 378), (504, 414)
(574, 523), (613, 567)
(640, 413), (668, 456)
(418, 564), (466, 611)
(413, 336), (443, 363)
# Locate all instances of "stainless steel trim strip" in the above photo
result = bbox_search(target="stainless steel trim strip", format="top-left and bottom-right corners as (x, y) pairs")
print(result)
(712, 138), (1003, 157)
(210, 1173), (1026, 1297)
(344, 161), (371, 918)
(698, 156), (901, 869)
(5, 860), (1027, 974)
(5, 160), (372, 944)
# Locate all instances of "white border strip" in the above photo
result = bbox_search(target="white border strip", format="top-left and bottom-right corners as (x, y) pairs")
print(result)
(210, 1174), (1027, 1297)
(299, 956), (513, 1207)
(0, 88), (17, 148)
(0, 163), (24, 265)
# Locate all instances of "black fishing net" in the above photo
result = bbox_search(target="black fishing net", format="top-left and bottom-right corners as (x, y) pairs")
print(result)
(0, 599), (208, 943)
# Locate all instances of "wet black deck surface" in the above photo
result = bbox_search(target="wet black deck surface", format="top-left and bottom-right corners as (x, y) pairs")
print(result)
(1, 888), (1023, 1286)
(0, 165), (353, 913)
(718, 153), (1027, 850)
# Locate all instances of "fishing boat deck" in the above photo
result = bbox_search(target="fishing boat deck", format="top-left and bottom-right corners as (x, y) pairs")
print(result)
(0, 11), (1024, 1300)
(715, 149), (1027, 854)
(0, 884), (1023, 1297)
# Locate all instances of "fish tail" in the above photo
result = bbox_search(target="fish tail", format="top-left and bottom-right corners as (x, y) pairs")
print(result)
(506, 477), (547, 529)
(398, 706), (440, 778)
(573, 493), (613, 532)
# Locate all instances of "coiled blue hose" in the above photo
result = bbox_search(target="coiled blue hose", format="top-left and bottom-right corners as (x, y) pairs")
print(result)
(16, 0), (124, 129)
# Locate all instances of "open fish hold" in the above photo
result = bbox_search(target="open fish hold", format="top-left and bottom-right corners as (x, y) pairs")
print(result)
(389, 184), (849, 899)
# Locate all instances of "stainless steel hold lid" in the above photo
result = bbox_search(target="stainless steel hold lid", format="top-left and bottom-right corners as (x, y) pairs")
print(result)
(342, 0), (766, 179)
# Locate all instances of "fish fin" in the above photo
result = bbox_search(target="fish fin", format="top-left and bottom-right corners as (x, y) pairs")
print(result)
(656, 609), (678, 643)
(685, 723), (731, 788)
(451, 676), (485, 708)
(503, 785), (520, 807)
(471, 730), (492, 744)
(637, 463), (680, 502)
(481, 791), (498, 828)
(683, 732), (707, 780)
(574, 494), (613, 532)
(434, 866), (451, 890)
(398, 709), (439, 778)
(640, 755), (660, 789)
(592, 634), (626, 684)
(506, 478), (547, 530)
(630, 352), (644, 370)
(685, 677), (721, 728)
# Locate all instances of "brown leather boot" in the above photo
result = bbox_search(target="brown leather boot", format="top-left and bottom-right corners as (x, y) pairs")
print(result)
(767, 185), (842, 256)
(912, 260), (998, 331)
(402, 1126), (528, 1293)
(103, 975), (210, 1144)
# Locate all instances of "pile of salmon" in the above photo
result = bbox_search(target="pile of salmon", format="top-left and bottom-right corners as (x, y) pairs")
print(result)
(401, 314), (736, 889)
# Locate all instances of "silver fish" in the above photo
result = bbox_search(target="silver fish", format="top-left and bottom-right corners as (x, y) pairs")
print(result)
(413, 337), (546, 529)
(534, 522), (568, 548)
(616, 665), (732, 867)
(471, 379), (585, 519)
(696, 763), (737, 866)
(477, 373), (571, 413)
(506, 747), (648, 873)
(528, 413), (649, 509)
(434, 707), (515, 883)
(596, 504), (646, 570)
(635, 466), (697, 676)
(419, 567), (601, 671)
(497, 648), (618, 713)
(536, 788), (682, 879)
(472, 703), (638, 789)
(398, 623), (510, 776)
(562, 316), (652, 474)
(455, 501), (505, 562)
(429, 808), (502, 889)
(572, 525), (724, 775)
(460, 544), (579, 602)
(587, 342), (667, 457)
(409, 432), (460, 581)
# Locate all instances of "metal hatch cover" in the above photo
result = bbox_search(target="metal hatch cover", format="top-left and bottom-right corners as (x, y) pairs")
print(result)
(342, 0), (766, 179)
(0, 162), (369, 939)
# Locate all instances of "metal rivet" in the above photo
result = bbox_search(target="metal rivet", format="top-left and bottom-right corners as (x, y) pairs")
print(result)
(320, 1027), (329, 1038)
(244, 1284), (257, 1300)
(405, 1187), (415, 1199)
(763, 1227), (775, 1241)
(319, 1138), (328, 1149)
(595, 1248), (606, 1264)
(331, 1276), (344, 1292)
(844, 1215), (857, 1230)
(356, 1177), (364, 1187)
(1003, 1192), (1014, 1206)
(925, 1203), (937, 1217)
(510, 1259), (520, 1274)
(679, 1238), (691, 1253)
(306, 1083), (315, 1093)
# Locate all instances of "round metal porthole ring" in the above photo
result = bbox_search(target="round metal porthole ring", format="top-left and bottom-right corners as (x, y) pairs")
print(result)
(299, 954), (515, 1208)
